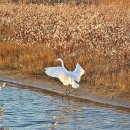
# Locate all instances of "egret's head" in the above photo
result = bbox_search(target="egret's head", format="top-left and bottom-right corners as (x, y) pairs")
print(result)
(56, 58), (64, 66)
(56, 58), (62, 62)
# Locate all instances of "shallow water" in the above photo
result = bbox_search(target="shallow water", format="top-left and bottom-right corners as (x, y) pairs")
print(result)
(0, 86), (130, 130)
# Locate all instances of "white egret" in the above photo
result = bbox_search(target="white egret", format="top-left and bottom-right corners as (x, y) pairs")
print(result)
(0, 82), (6, 90)
(45, 58), (85, 96)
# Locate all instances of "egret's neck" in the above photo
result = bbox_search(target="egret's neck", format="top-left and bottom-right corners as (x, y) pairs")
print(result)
(60, 59), (64, 68)
(59, 59), (67, 71)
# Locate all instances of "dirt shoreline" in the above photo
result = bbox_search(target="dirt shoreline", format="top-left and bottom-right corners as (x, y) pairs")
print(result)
(0, 69), (130, 110)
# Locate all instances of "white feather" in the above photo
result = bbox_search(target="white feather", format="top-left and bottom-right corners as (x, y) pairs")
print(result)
(72, 64), (85, 83)
(72, 79), (79, 88)
(45, 67), (65, 78)
(59, 72), (79, 88)
(59, 72), (70, 85)
(44, 58), (85, 89)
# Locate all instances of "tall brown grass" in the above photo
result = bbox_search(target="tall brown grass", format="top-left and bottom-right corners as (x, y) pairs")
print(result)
(0, 3), (130, 92)
(0, 0), (129, 5)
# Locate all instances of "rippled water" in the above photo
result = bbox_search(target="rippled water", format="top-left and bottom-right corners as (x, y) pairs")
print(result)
(0, 86), (130, 130)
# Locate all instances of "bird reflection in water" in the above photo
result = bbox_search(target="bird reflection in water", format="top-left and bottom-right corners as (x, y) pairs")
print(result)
(48, 102), (82, 130)
(48, 116), (59, 130)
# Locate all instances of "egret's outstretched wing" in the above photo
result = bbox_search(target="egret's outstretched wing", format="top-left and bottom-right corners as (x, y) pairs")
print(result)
(72, 64), (85, 83)
(45, 67), (65, 78)
(71, 79), (79, 88)
(59, 71), (70, 86)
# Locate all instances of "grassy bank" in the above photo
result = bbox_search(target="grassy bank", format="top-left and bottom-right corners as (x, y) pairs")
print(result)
(0, 3), (130, 92)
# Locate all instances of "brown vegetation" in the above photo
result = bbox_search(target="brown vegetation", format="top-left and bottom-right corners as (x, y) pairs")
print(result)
(0, 2), (130, 92)
(0, 0), (129, 5)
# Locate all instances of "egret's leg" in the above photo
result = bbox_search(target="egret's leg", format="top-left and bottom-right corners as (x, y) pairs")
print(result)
(66, 87), (72, 102)
(61, 87), (66, 100)
(63, 87), (72, 102)
(65, 87), (69, 96)
(61, 87), (69, 100)
(61, 92), (65, 100)
(67, 87), (72, 95)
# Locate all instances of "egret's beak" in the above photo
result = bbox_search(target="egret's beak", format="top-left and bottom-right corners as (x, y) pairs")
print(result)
(56, 58), (60, 61)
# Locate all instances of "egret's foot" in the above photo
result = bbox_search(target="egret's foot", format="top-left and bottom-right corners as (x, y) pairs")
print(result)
(61, 94), (64, 101)
(67, 91), (72, 95)
(61, 91), (69, 100)
(61, 92), (67, 100)
(61, 87), (72, 101)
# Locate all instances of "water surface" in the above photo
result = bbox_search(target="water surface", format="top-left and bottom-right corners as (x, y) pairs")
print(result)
(0, 86), (130, 130)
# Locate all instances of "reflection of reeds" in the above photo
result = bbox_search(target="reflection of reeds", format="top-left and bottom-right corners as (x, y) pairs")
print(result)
(0, 105), (6, 123)
(0, 128), (9, 130)
(0, 3), (130, 92)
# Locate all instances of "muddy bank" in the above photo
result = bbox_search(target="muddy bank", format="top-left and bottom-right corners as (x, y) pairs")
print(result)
(0, 70), (130, 109)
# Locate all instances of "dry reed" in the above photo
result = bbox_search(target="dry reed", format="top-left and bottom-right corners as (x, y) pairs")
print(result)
(0, 2), (130, 92)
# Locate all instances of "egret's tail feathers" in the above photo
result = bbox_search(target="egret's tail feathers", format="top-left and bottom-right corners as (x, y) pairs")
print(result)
(72, 80), (79, 89)
(59, 72), (79, 88)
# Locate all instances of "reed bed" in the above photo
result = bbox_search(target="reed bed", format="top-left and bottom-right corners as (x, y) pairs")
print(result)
(0, 3), (130, 92)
